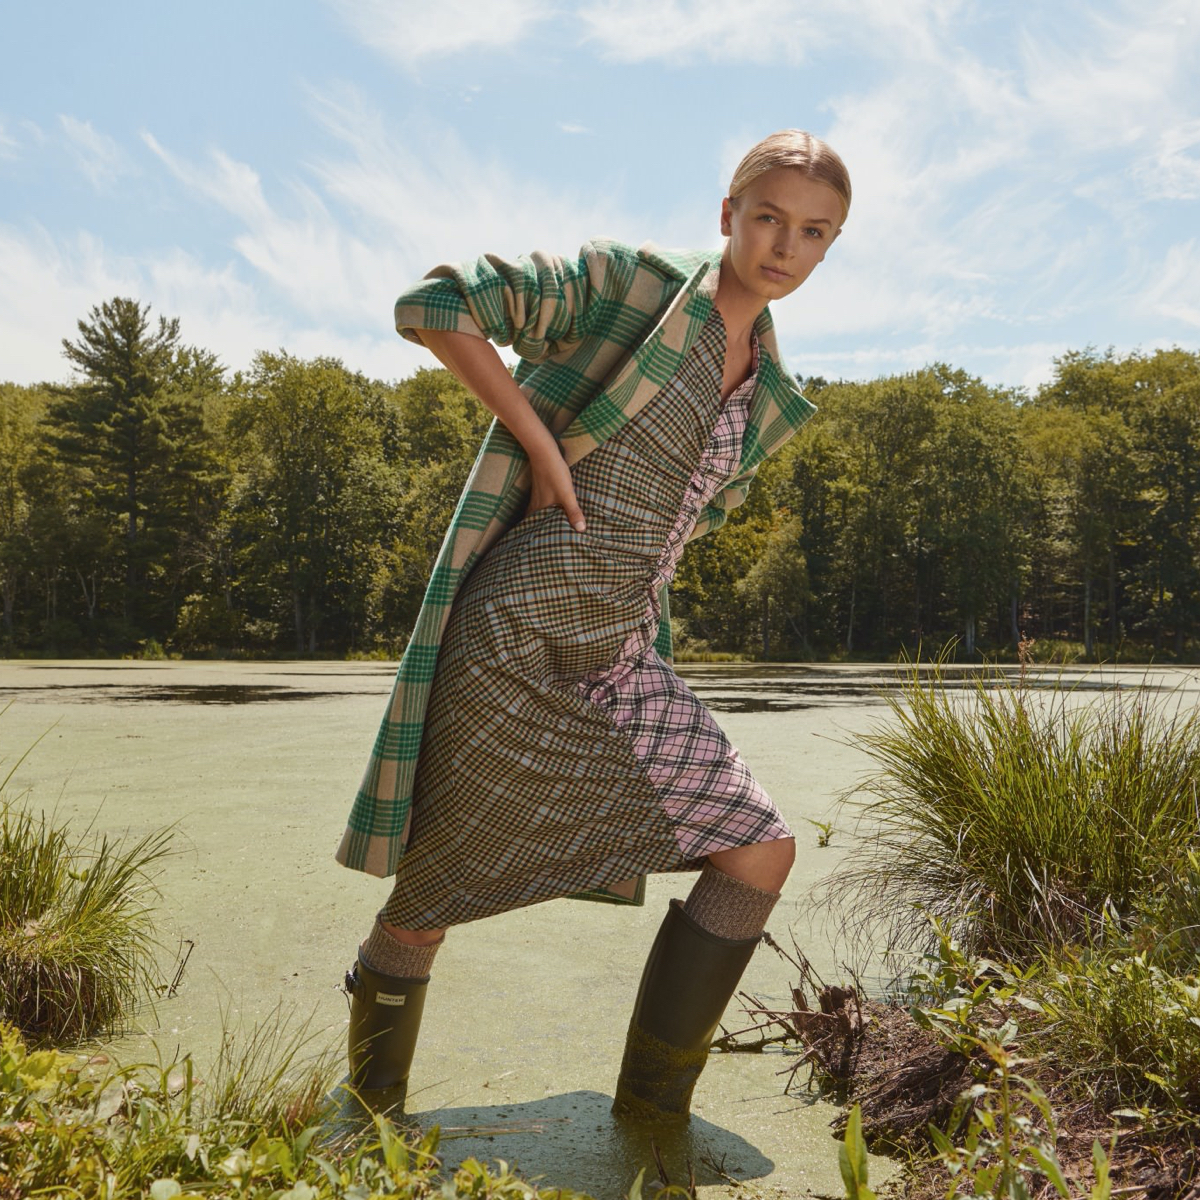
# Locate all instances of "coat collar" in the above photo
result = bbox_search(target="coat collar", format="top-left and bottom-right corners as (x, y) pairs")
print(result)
(557, 242), (812, 470)
(671, 245), (812, 466)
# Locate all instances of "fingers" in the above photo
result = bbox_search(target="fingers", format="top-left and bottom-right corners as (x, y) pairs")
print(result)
(553, 473), (586, 532)
(528, 495), (586, 532)
(563, 495), (586, 533)
(529, 458), (586, 533)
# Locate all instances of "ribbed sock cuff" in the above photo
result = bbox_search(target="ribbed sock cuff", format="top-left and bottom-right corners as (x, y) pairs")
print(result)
(682, 862), (779, 941)
(360, 917), (443, 979)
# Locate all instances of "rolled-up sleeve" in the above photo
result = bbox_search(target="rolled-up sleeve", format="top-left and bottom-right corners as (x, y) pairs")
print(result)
(395, 243), (604, 362)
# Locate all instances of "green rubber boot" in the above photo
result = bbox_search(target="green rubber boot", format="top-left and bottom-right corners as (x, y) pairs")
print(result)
(344, 952), (429, 1108)
(612, 899), (760, 1122)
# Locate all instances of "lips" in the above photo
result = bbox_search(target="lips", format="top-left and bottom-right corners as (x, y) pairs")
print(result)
(761, 265), (792, 281)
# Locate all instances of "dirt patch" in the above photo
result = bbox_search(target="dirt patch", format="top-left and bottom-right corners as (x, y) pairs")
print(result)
(716, 947), (1200, 1199)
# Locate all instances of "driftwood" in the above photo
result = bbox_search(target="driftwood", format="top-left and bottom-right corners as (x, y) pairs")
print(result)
(712, 928), (872, 1091)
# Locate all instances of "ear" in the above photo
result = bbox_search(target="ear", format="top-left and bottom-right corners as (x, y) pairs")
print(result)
(719, 196), (734, 237)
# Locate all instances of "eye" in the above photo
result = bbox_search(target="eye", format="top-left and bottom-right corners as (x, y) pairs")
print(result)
(803, 227), (824, 239)
(757, 213), (779, 224)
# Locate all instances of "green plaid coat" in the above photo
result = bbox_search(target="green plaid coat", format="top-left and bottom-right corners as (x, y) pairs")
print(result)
(336, 238), (817, 877)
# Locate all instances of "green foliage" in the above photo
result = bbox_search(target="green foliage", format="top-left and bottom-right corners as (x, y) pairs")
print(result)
(824, 666), (1197, 1198)
(926, 1037), (1113, 1200)
(1130, 848), (1200, 973)
(46, 298), (223, 641)
(0, 798), (171, 1043)
(827, 664), (1200, 960)
(806, 817), (835, 847)
(1036, 953), (1200, 1113)
(0, 1018), (602, 1198)
(905, 914), (1041, 1059)
(6, 304), (1200, 659)
(839, 1104), (877, 1200)
(882, 918), (1120, 1199)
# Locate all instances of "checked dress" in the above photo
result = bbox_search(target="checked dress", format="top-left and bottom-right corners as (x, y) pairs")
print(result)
(381, 305), (792, 930)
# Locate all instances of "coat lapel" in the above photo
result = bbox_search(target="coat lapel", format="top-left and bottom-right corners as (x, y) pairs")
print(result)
(740, 306), (817, 469)
(556, 254), (719, 466)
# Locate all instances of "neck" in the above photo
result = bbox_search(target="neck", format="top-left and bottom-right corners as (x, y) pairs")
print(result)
(714, 244), (766, 348)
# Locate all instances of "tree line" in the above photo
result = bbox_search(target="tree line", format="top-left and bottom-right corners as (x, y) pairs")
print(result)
(2, 296), (1199, 661)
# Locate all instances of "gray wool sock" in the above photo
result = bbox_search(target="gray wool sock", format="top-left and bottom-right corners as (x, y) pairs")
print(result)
(683, 862), (780, 941)
(360, 917), (443, 980)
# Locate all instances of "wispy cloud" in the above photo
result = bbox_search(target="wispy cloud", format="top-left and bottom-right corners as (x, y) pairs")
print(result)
(578, 0), (816, 64)
(0, 221), (418, 386)
(306, 85), (637, 258)
(1140, 120), (1200, 201)
(1143, 239), (1200, 330)
(135, 86), (638, 376)
(576, 0), (959, 64)
(59, 115), (131, 190)
(143, 127), (379, 324)
(326, 0), (553, 68)
(6, 0), (1198, 392)
(751, 0), (1200, 376)
(795, 338), (1073, 392)
(0, 224), (140, 384)
(0, 119), (19, 161)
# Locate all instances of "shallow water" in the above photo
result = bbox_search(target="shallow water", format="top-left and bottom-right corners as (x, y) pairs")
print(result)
(1, 658), (1188, 1197)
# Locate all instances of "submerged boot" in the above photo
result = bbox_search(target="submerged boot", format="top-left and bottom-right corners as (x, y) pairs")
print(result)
(612, 898), (761, 1121)
(344, 952), (429, 1107)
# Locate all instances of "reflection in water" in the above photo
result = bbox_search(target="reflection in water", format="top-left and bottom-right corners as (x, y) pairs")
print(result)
(0, 684), (350, 705)
(684, 663), (1145, 714)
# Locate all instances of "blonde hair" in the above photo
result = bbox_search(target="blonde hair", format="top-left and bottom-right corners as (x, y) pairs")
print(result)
(728, 129), (851, 222)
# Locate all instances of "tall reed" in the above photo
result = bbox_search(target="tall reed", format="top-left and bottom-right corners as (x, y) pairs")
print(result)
(825, 665), (1200, 963)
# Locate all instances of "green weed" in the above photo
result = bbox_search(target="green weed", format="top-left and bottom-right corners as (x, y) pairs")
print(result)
(926, 1036), (1113, 1200)
(1035, 952), (1200, 1114)
(806, 817), (836, 847)
(0, 1018), (604, 1198)
(839, 1104), (877, 1200)
(825, 664), (1200, 962)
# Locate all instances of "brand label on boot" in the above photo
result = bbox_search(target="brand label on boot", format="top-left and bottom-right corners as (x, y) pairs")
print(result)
(376, 993), (407, 1007)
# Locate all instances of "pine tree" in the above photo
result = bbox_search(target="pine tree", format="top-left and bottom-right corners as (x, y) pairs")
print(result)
(47, 297), (215, 635)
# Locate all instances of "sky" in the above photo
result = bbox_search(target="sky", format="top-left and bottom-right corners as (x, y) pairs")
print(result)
(2, 0), (1199, 394)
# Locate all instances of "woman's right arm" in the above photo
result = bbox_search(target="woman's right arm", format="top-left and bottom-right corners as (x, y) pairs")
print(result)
(418, 328), (586, 531)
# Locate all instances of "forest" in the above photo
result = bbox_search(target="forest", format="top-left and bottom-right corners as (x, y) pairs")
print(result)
(3, 296), (1199, 662)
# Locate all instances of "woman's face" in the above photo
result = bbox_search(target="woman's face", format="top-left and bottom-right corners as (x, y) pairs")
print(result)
(720, 168), (844, 306)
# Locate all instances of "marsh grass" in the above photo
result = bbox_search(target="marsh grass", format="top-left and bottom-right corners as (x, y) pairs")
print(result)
(0, 798), (173, 1043)
(0, 1014), (599, 1198)
(824, 663), (1200, 963)
(1036, 952), (1200, 1113)
(203, 999), (339, 1135)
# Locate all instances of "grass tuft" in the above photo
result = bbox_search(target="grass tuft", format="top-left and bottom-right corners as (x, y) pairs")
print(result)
(0, 801), (172, 1043)
(824, 663), (1200, 963)
(0, 1016), (600, 1198)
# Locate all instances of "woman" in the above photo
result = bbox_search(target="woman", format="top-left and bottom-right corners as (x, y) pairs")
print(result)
(338, 129), (850, 1122)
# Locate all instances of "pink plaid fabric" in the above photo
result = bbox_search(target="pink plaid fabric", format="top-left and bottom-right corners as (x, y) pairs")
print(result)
(578, 331), (792, 860)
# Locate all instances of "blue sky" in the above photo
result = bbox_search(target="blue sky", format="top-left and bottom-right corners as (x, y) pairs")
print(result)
(2, 0), (1198, 392)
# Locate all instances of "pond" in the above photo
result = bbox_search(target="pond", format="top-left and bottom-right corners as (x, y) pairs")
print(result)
(0, 658), (1182, 1197)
